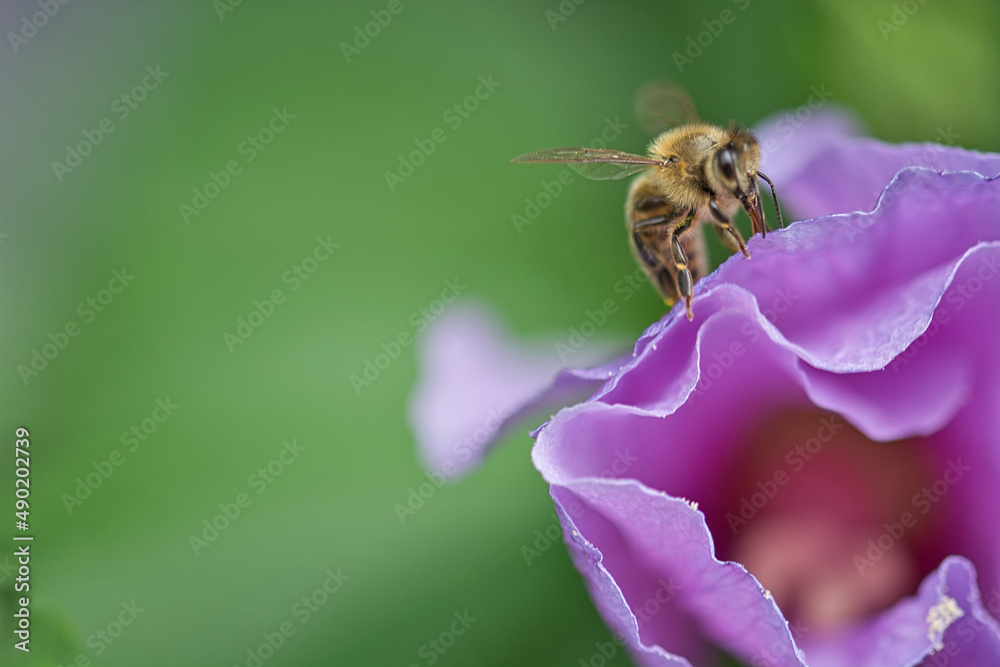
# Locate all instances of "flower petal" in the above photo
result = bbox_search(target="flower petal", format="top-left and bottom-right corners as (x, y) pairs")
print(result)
(408, 301), (624, 479)
(554, 480), (798, 666)
(535, 401), (809, 665)
(756, 109), (1000, 219)
(552, 487), (701, 667)
(593, 169), (1000, 419)
(795, 240), (1000, 442)
(800, 556), (1000, 666)
(755, 105), (864, 189)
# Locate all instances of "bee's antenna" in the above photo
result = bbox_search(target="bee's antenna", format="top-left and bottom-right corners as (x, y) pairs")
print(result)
(757, 171), (783, 229)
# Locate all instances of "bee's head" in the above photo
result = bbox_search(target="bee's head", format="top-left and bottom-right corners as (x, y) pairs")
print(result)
(708, 126), (760, 195)
(708, 126), (767, 236)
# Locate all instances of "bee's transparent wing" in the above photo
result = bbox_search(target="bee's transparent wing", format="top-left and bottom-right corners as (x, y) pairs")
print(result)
(634, 81), (700, 136)
(510, 148), (664, 181)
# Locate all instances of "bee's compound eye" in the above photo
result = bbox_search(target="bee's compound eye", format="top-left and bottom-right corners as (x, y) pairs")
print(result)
(716, 147), (737, 184)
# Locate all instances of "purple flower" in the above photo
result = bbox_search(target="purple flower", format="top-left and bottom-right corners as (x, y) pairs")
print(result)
(411, 111), (1000, 665)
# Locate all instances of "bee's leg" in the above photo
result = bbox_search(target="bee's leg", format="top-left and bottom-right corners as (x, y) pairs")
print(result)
(669, 211), (697, 321)
(712, 224), (745, 254)
(708, 198), (750, 259)
(632, 211), (696, 319)
(631, 231), (679, 306)
(631, 215), (680, 307)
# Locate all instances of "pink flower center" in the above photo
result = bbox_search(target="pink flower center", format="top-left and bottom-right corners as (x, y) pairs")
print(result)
(713, 411), (940, 633)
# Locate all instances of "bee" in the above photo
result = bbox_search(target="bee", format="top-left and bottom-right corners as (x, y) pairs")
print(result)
(511, 83), (781, 320)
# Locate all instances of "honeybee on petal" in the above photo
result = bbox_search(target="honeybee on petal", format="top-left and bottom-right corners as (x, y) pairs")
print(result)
(511, 83), (781, 320)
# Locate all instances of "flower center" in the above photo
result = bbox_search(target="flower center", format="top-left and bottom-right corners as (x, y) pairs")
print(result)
(713, 410), (939, 633)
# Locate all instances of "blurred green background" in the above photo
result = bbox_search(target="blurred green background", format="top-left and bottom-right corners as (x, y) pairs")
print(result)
(1, 1), (998, 665)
